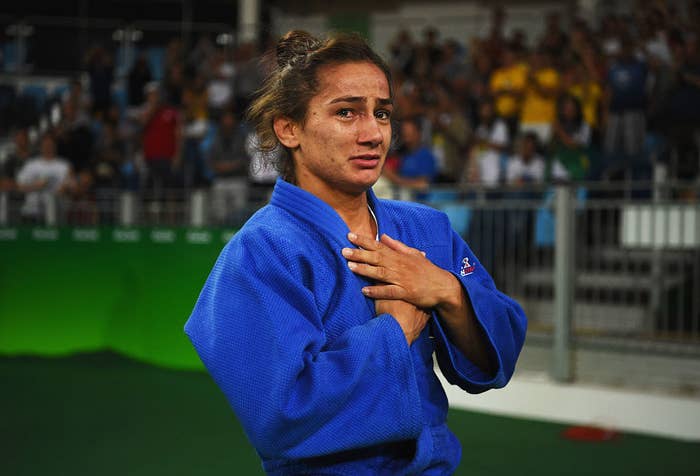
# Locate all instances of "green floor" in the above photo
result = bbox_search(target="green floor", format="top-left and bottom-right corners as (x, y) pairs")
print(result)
(2, 352), (699, 476)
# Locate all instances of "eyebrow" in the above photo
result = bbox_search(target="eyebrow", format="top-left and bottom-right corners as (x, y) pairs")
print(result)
(328, 96), (393, 106)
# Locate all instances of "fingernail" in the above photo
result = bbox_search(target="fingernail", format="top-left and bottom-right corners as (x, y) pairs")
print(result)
(341, 248), (353, 257)
(348, 232), (357, 240)
(361, 287), (370, 295)
(348, 262), (357, 270)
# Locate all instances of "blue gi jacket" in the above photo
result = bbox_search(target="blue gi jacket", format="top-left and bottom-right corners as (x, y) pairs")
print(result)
(185, 178), (527, 475)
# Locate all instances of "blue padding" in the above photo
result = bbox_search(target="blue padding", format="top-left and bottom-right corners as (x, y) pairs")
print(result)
(534, 186), (588, 247)
(441, 204), (471, 236)
(146, 47), (166, 81)
(22, 85), (48, 110)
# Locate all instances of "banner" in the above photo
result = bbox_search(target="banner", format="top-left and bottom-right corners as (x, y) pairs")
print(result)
(0, 227), (237, 370)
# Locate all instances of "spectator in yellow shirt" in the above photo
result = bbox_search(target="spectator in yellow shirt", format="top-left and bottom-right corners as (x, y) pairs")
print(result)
(489, 44), (527, 136)
(520, 48), (560, 144)
(567, 61), (603, 134)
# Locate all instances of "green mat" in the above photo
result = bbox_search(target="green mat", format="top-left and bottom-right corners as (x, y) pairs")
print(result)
(2, 352), (698, 476)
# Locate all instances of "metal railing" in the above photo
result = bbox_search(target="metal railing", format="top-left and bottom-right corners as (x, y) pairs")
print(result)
(2, 180), (699, 371)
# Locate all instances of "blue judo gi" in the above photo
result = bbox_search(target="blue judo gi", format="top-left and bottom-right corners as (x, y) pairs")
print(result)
(185, 178), (527, 475)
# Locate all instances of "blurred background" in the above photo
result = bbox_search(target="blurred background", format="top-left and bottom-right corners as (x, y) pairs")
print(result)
(1, 0), (699, 475)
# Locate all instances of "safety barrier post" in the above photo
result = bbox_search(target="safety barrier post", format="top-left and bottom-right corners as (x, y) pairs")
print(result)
(0, 193), (7, 225)
(189, 190), (207, 228)
(120, 191), (136, 227)
(552, 185), (575, 382)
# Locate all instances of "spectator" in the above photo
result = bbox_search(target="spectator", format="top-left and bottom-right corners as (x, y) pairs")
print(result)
(566, 61), (603, 139)
(140, 82), (182, 208)
(233, 42), (263, 115)
(429, 85), (471, 183)
(489, 43), (528, 138)
(480, 6), (508, 62)
(63, 78), (91, 117)
(16, 132), (74, 223)
(127, 54), (152, 109)
(466, 48), (494, 127)
(421, 26), (443, 72)
(181, 73), (210, 189)
(506, 132), (546, 185)
(382, 117), (437, 195)
(0, 128), (32, 193)
(603, 36), (648, 175)
(550, 94), (592, 181)
(538, 11), (568, 57)
(85, 45), (114, 118)
(207, 109), (251, 224)
(55, 99), (94, 197)
(520, 48), (561, 145)
(465, 98), (510, 187)
(663, 33), (700, 185)
(435, 39), (465, 81)
(246, 131), (280, 205)
(388, 29), (415, 78)
(90, 120), (125, 223)
(163, 60), (185, 107)
(207, 49), (235, 119)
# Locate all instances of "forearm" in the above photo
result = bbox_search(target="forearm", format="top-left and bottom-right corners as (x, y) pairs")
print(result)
(434, 271), (496, 375)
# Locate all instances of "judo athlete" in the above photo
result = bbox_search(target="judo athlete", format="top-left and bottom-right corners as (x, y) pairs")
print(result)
(185, 30), (527, 475)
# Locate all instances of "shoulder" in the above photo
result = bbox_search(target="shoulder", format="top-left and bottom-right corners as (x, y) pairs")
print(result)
(223, 205), (321, 266)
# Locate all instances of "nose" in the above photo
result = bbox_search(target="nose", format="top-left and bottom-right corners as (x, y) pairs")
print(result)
(357, 115), (385, 148)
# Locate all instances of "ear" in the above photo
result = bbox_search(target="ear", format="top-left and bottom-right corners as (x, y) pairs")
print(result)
(273, 116), (300, 149)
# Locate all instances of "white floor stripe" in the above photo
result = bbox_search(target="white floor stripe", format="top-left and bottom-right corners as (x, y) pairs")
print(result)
(440, 370), (700, 441)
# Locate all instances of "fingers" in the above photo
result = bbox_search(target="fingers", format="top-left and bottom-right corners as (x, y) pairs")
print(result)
(380, 234), (424, 257)
(347, 232), (380, 251)
(348, 231), (424, 257)
(347, 261), (390, 282)
(361, 284), (405, 300)
(341, 247), (381, 266)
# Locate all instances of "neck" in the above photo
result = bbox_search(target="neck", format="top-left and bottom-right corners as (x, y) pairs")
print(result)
(295, 177), (374, 237)
(335, 193), (375, 237)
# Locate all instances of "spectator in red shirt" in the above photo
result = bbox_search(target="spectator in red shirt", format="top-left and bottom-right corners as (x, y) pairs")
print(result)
(140, 82), (182, 223)
(141, 82), (182, 197)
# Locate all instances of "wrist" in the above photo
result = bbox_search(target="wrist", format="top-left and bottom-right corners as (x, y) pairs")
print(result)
(434, 271), (464, 313)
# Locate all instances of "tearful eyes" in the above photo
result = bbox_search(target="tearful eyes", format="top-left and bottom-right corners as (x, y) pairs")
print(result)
(336, 108), (392, 121)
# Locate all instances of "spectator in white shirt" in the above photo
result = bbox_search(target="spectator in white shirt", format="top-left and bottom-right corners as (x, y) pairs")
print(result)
(506, 132), (546, 185)
(16, 132), (74, 222)
(465, 98), (510, 187)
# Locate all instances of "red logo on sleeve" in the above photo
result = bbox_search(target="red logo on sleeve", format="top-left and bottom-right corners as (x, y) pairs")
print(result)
(460, 257), (476, 276)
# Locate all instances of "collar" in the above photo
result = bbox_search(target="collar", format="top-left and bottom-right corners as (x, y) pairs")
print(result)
(269, 178), (383, 246)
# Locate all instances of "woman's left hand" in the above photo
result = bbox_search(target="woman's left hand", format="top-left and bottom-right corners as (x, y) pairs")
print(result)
(342, 232), (459, 310)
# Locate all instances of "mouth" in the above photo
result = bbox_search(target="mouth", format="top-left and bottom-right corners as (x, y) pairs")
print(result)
(350, 154), (381, 168)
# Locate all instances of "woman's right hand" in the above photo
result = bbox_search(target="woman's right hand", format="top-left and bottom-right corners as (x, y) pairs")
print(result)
(376, 299), (430, 345)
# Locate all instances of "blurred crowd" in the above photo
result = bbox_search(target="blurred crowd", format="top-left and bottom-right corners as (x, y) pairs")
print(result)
(0, 37), (278, 224)
(1, 1), (700, 225)
(381, 3), (700, 198)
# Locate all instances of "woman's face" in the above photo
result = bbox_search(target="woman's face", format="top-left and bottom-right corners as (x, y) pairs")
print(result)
(561, 98), (577, 119)
(289, 61), (393, 197)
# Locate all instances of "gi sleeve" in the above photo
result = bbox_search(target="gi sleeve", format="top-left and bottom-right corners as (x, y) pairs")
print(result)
(184, 229), (424, 460)
(431, 223), (527, 395)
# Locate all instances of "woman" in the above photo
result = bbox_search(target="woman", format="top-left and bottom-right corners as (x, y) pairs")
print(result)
(381, 117), (438, 198)
(185, 30), (526, 475)
(550, 94), (592, 181)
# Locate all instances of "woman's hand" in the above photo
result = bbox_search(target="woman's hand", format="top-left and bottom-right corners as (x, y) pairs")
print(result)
(375, 299), (430, 345)
(344, 231), (495, 372)
(342, 232), (461, 311)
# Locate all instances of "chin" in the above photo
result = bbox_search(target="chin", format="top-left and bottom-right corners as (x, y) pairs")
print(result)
(353, 171), (382, 190)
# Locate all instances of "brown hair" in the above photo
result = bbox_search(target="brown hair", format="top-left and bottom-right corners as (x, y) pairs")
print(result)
(246, 30), (393, 182)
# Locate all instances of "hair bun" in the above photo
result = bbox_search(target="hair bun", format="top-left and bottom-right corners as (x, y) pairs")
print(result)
(276, 30), (321, 68)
